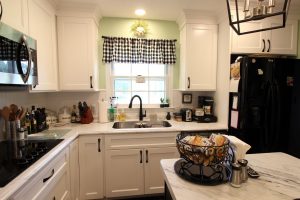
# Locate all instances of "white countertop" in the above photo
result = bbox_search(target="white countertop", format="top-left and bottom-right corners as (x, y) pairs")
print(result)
(160, 153), (300, 200)
(0, 120), (227, 200)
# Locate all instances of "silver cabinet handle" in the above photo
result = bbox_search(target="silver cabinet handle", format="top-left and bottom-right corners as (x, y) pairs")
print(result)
(262, 39), (265, 52)
(0, 1), (3, 21)
(267, 39), (271, 52)
(187, 77), (190, 89)
(146, 150), (148, 163)
(140, 150), (143, 163)
(43, 169), (54, 183)
(90, 76), (93, 89)
(98, 138), (101, 152)
(16, 35), (32, 83)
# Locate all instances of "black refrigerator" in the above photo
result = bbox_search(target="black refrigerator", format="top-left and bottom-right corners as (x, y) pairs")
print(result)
(228, 55), (300, 158)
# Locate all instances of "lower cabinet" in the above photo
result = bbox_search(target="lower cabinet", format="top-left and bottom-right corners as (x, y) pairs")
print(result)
(78, 135), (104, 199)
(105, 132), (180, 198)
(69, 139), (79, 200)
(10, 147), (70, 200)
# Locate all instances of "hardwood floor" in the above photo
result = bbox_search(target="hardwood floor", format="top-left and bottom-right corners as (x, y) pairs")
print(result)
(116, 195), (164, 200)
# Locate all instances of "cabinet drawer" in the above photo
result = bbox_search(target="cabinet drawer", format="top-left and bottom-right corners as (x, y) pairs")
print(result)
(10, 148), (69, 200)
(105, 132), (179, 150)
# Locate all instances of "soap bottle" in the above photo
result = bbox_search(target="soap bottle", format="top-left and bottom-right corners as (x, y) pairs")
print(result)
(108, 104), (116, 122)
(166, 112), (171, 120)
(119, 109), (126, 122)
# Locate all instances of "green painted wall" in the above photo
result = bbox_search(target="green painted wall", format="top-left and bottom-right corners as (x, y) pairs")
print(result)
(298, 21), (300, 59)
(98, 17), (180, 89)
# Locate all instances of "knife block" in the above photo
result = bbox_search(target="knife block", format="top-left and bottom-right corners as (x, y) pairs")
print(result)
(80, 108), (94, 124)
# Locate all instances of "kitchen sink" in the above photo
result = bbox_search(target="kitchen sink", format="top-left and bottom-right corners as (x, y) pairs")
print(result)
(112, 121), (172, 129)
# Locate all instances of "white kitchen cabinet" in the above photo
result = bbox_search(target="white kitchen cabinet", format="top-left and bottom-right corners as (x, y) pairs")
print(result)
(28, 0), (58, 91)
(1, 0), (29, 34)
(144, 147), (178, 194)
(69, 139), (79, 200)
(106, 149), (145, 197)
(57, 16), (99, 91)
(79, 135), (104, 199)
(10, 147), (70, 200)
(105, 132), (180, 198)
(231, 19), (298, 55)
(179, 24), (218, 91)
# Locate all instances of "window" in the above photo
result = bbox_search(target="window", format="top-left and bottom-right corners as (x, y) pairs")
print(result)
(110, 63), (169, 105)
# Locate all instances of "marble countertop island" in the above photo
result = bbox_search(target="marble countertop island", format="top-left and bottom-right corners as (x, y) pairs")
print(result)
(160, 153), (300, 200)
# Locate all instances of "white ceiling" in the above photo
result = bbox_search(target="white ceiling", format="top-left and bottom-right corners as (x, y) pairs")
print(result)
(53, 0), (300, 21)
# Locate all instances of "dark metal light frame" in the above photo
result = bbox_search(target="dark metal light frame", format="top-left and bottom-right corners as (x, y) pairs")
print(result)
(226, 0), (291, 35)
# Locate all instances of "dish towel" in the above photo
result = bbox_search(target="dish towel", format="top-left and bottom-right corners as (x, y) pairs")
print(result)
(224, 135), (251, 162)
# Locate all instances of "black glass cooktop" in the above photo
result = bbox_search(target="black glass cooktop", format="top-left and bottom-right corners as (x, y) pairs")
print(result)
(0, 139), (63, 187)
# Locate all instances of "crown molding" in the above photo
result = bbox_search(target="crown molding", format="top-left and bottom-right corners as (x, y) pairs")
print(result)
(55, 2), (102, 25)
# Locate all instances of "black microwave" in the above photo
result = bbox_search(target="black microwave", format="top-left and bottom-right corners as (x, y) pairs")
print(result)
(0, 22), (38, 86)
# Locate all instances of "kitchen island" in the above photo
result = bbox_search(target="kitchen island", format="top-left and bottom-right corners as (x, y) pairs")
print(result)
(160, 153), (300, 200)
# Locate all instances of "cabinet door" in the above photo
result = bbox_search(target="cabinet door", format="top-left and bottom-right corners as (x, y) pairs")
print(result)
(69, 139), (79, 200)
(144, 147), (179, 194)
(231, 21), (266, 54)
(267, 19), (298, 55)
(42, 165), (71, 200)
(105, 149), (144, 198)
(79, 136), (103, 199)
(186, 24), (218, 91)
(1, 0), (28, 33)
(57, 17), (99, 91)
(28, 0), (58, 91)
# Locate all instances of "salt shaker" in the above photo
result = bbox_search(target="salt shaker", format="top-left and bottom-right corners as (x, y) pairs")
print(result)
(238, 159), (248, 182)
(230, 163), (242, 188)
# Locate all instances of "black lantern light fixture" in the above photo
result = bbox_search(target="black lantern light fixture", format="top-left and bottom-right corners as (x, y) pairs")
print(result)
(226, 0), (291, 35)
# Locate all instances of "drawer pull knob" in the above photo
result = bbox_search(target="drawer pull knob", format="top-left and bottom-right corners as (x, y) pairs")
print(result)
(43, 169), (55, 183)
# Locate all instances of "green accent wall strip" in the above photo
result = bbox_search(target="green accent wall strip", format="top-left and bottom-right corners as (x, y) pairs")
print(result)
(298, 20), (300, 59)
(98, 17), (180, 89)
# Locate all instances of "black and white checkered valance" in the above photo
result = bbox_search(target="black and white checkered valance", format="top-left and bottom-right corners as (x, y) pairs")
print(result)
(102, 36), (176, 64)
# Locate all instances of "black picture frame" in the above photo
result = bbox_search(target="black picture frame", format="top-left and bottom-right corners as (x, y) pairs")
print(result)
(182, 93), (192, 104)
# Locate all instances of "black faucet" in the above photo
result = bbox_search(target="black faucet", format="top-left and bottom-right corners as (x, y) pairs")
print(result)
(128, 95), (146, 121)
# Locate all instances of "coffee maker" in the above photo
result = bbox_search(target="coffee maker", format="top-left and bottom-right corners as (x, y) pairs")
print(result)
(195, 96), (217, 123)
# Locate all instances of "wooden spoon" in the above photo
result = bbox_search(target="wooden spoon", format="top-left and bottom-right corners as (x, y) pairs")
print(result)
(2, 106), (11, 121)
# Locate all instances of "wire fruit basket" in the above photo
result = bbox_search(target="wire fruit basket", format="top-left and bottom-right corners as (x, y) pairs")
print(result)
(176, 133), (230, 166)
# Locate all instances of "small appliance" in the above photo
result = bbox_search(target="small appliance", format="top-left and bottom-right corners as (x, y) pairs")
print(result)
(180, 108), (192, 122)
(196, 96), (217, 123)
(0, 22), (38, 86)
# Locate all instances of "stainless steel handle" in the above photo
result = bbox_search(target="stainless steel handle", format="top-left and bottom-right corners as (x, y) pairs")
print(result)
(16, 35), (32, 83)
(146, 150), (148, 163)
(267, 39), (271, 52)
(187, 77), (190, 89)
(43, 169), (54, 183)
(262, 39), (265, 52)
(0, 1), (3, 21)
(90, 76), (93, 89)
(140, 150), (143, 163)
(98, 138), (101, 152)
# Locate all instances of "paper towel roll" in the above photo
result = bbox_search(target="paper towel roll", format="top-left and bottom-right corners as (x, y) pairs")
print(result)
(99, 99), (108, 123)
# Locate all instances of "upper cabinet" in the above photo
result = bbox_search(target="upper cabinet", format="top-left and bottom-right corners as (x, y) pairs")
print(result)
(231, 19), (298, 55)
(1, 0), (29, 34)
(57, 16), (99, 91)
(179, 23), (218, 91)
(28, 0), (58, 91)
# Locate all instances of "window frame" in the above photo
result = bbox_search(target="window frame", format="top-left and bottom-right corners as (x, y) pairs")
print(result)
(106, 62), (173, 108)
